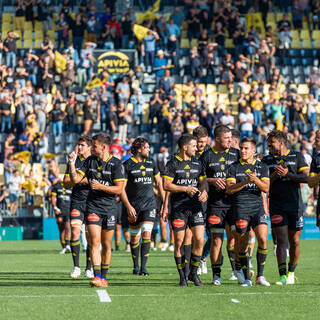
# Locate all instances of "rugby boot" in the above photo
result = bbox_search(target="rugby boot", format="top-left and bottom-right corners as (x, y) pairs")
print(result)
(236, 270), (245, 284)
(133, 267), (140, 275)
(241, 279), (252, 287)
(85, 268), (94, 278)
(179, 278), (188, 287)
(90, 277), (102, 287)
(229, 271), (237, 281)
(100, 279), (109, 287)
(70, 267), (81, 279)
(189, 272), (204, 286)
(275, 275), (287, 286)
(255, 276), (271, 287)
(286, 272), (295, 285)
(139, 269), (149, 276)
(212, 274), (222, 286)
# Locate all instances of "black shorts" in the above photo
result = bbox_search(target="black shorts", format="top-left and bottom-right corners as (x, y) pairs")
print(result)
(85, 212), (117, 230)
(234, 208), (268, 234)
(70, 201), (86, 222)
(206, 206), (234, 231)
(170, 206), (204, 231)
(269, 208), (303, 231)
(56, 213), (70, 224)
(121, 205), (129, 229)
(115, 201), (122, 225)
(129, 208), (157, 227)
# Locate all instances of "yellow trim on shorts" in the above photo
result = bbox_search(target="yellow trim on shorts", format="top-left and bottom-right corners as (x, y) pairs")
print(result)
(298, 166), (309, 172)
(163, 175), (174, 181)
(51, 192), (57, 196)
(309, 172), (317, 176)
(114, 178), (126, 182)
(198, 175), (206, 180)
(154, 172), (160, 178)
(261, 177), (270, 181)
(64, 174), (70, 177)
(226, 178), (236, 182)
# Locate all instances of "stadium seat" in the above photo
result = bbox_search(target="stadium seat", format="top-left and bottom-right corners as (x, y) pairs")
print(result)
(2, 13), (12, 23)
(291, 30), (299, 40)
(266, 12), (275, 24)
(291, 58), (302, 65)
(180, 38), (189, 49)
(35, 30), (44, 40)
(16, 39), (22, 49)
(297, 84), (309, 95)
(289, 49), (300, 57)
(225, 38), (234, 48)
(24, 21), (33, 31)
(313, 39), (320, 48)
(24, 30), (33, 40)
(206, 84), (216, 95)
(291, 39), (301, 48)
(312, 30), (320, 40)
(302, 39), (312, 49)
(302, 58), (313, 65)
(276, 12), (284, 22)
(34, 39), (42, 48)
(23, 39), (33, 49)
(191, 38), (198, 48)
(34, 21), (44, 31)
(300, 30), (310, 40)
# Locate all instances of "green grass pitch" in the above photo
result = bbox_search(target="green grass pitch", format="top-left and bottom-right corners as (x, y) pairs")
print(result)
(0, 240), (319, 320)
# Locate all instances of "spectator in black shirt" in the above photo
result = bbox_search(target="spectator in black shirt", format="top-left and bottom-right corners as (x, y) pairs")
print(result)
(70, 14), (86, 54)
(277, 13), (291, 32)
(4, 67), (15, 90)
(121, 13), (132, 49)
(106, 104), (118, 139)
(187, 8), (200, 43)
(190, 46), (202, 80)
(3, 31), (20, 68)
(233, 60), (250, 94)
(50, 102), (66, 136)
(24, 49), (39, 86)
(0, 95), (12, 133)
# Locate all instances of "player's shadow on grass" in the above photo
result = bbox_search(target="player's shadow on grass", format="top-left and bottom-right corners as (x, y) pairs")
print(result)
(0, 249), (59, 255)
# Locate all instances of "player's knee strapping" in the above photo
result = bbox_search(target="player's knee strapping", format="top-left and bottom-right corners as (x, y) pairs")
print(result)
(130, 227), (141, 237)
(141, 223), (153, 234)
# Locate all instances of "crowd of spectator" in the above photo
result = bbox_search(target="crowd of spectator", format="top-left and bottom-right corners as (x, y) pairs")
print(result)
(0, 0), (320, 216)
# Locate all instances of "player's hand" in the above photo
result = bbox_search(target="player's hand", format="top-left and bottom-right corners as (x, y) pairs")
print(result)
(68, 151), (77, 165)
(160, 204), (168, 222)
(90, 179), (102, 190)
(54, 206), (61, 215)
(212, 178), (226, 190)
(246, 170), (258, 183)
(275, 165), (288, 177)
(198, 190), (208, 202)
(185, 186), (199, 196)
(127, 205), (137, 223)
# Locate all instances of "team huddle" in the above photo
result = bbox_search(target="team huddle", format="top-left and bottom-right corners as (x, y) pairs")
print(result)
(50, 125), (320, 288)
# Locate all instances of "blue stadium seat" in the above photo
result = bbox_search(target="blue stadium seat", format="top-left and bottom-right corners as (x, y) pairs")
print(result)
(302, 57), (313, 65)
(291, 58), (302, 65)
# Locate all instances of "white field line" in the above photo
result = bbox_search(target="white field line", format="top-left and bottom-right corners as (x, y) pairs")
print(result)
(96, 290), (112, 302)
(0, 291), (320, 299)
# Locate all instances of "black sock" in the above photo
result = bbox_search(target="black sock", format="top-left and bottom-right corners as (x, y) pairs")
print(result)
(256, 247), (267, 277)
(86, 245), (92, 270)
(141, 239), (151, 271)
(174, 256), (185, 281)
(65, 237), (70, 247)
(227, 246), (236, 272)
(239, 251), (250, 280)
(278, 263), (287, 276)
(184, 243), (192, 277)
(235, 260), (242, 271)
(61, 240), (66, 249)
(115, 244), (120, 251)
(190, 254), (201, 275)
(212, 263), (222, 277)
(288, 263), (297, 272)
(93, 265), (101, 278)
(247, 246), (252, 258)
(71, 239), (80, 268)
(130, 242), (140, 269)
(101, 264), (110, 279)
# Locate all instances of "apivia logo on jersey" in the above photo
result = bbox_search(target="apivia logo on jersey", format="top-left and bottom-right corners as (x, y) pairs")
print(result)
(94, 50), (136, 74)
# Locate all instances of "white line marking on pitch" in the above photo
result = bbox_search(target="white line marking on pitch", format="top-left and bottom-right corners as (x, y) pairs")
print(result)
(0, 291), (319, 299)
(96, 290), (112, 303)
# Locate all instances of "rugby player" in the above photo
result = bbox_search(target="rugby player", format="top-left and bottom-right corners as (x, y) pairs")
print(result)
(193, 125), (210, 275)
(121, 137), (165, 275)
(200, 125), (239, 285)
(51, 178), (72, 254)
(262, 130), (309, 285)
(308, 129), (320, 229)
(226, 138), (270, 287)
(163, 134), (208, 286)
(63, 136), (93, 278)
(68, 133), (125, 287)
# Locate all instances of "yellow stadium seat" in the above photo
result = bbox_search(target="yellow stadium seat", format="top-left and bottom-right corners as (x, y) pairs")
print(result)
(182, 21), (188, 31)
(225, 38), (234, 48)
(314, 39), (320, 48)
(276, 12), (284, 22)
(181, 30), (187, 38)
(47, 30), (56, 41)
(300, 29), (310, 40)
(2, 13), (11, 23)
(180, 38), (189, 49)
(23, 39), (33, 49)
(206, 84), (216, 95)
(34, 21), (44, 30)
(312, 30), (320, 40)
(191, 38), (198, 48)
(35, 30), (44, 40)
(302, 39), (312, 48)
(16, 39), (22, 49)
(291, 39), (301, 48)
(291, 30), (299, 40)
(34, 39), (42, 48)
(218, 84), (228, 93)
(266, 13), (275, 23)
(206, 93), (217, 104)
(302, 21), (308, 29)
(24, 30), (33, 40)
(199, 84), (206, 95)
(24, 21), (33, 31)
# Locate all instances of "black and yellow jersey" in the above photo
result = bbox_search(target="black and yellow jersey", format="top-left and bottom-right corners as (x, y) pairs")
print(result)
(262, 149), (309, 212)
(226, 159), (269, 214)
(51, 181), (72, 212)
(310, 151), (320, 225)
(78, 154), (126, 215)
(65, 156), (90, 203)
(200, 146), (239, 208)
(123, 156), (160, 211)
(163, 154), (206, 210)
